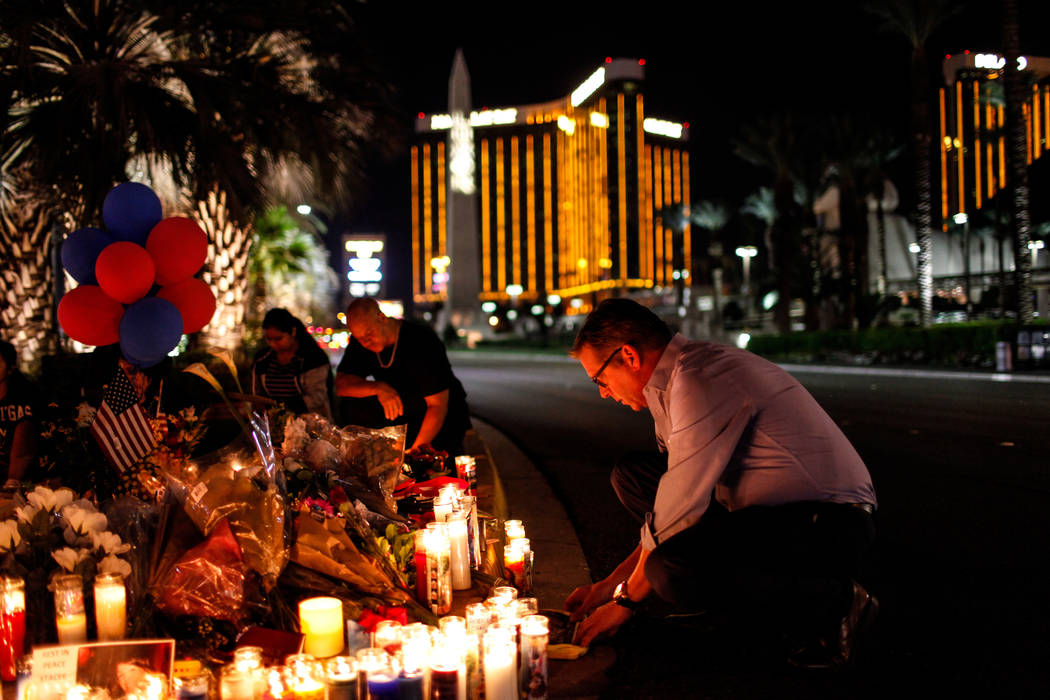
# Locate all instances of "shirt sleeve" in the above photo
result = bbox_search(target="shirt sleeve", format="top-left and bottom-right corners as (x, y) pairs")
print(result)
(640, 364), (754, 551)
(300, 364), (333, 420)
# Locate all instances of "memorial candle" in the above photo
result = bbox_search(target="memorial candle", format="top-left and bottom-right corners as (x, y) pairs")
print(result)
(323, 656), (357, 700)
(0, 576), (26, 682)
(52, 574), (87, 644)
(413, 530), (428, 603)
(423, 528), (452, 615)
(503, 539), (527, 592)
(93, 572), (126, 640)
(357, 648), (399, 700)
(298, 597), (345, 658)
(482, 630), (517, 700)
(446, 515), (471, 590)
(518, 616), (549, 700)
(372, 620), (402, 658)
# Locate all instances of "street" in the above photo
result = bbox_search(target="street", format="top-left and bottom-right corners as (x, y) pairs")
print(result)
(450, 351), (1050, 697)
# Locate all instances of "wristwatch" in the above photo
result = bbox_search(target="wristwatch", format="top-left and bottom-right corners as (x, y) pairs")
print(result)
(612, 581), (642, 611)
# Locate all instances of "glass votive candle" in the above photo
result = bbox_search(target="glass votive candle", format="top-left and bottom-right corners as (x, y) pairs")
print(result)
(518, 615), (549, 700)
(356, 648), (398, 700)
(233, 646), (263, 671)
(285, 655), (325, 700)
(446, 515), (472, 590)
(490, 586), (518, 602)
(174, 670), (211, 700)
(322, 656), (356, 700)
(453, 456), (477, 490)
(219, 665), (255, 700)
(372, 620), (402, 659)
(503, 520), (525, 541)
(399, 624), (431, 677)
(503, 538), (530, 593)
(298, 597), (345, 658)
(422, 528), (452, 615)
(0, 577), (26, 682)
(464, 602), (490, 638)
(413, 530), (428, 603)
(93, 572), (126, 641)
(51, 574), (87, 644)
(428, 636), (462, 700)
(482, 628), (518, 700)
(516, 597), (539, 617)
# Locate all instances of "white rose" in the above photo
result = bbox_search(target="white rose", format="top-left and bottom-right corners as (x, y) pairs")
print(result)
(52, 547), (91, 572)
(26, 486), (75, 512)
(62, 506), (109, 544)
(98, 555), (132, 578)
(0, 520), (20, 552)
(14, 504), (40, 525)
(91, 530), (131, 556)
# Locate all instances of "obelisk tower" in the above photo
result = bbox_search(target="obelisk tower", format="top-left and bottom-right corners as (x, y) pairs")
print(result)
(444, 48), (481, 332)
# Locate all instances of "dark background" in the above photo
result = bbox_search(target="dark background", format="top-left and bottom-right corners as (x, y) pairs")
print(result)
(333, 0), (1050, 308)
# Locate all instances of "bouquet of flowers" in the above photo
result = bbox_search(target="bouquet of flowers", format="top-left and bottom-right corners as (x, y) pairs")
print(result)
(0, 486), (134, 644)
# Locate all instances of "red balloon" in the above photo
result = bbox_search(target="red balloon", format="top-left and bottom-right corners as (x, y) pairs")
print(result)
(57, 285), (124, 346)
(95, 241), (156, 304)
(146, 217), (209, 286)
(156, 278), (216, 334)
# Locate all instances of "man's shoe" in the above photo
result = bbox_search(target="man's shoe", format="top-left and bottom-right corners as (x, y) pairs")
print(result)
(787, 580), (878, 670)
(835, 580), (878, 666)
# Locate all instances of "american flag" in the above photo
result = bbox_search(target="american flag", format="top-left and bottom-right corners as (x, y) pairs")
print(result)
(91, 367), (156, 472)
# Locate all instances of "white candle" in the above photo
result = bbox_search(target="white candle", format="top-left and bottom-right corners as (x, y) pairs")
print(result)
(93, 573), (126, 640)
(447, 515), (471, 590)
(298, 597), (345, 658)
(483, 631), (517, 700)
(56, 613), (87, 644)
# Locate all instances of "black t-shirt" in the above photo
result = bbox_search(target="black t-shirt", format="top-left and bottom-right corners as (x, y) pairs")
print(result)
(336, 320), (470, 450)
(0, 378), (36, 477)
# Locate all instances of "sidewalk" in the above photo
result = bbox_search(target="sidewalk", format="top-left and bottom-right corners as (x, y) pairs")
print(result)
(465, 418), (616, 699)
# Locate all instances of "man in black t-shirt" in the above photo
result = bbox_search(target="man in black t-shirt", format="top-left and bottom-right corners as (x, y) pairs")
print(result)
(0, 340), (36, 487)
(335, 298), (471, 454)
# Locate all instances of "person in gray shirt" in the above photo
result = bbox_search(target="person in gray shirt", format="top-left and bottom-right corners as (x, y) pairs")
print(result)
(565, 298), (877, 669)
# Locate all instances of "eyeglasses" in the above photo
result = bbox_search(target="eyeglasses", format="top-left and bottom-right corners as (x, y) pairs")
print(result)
(590, 346), (623, 388)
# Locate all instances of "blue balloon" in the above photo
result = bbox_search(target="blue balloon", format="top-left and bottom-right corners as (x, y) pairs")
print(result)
(119, 297), (184, 364)
(103, 182), (163, 245)
(61, 227), (112, 284)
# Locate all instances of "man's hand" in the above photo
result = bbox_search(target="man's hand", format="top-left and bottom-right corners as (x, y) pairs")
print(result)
(565, 580), (615, 622)
(374, 382), (404, 420)
(573, 602), (633, 646)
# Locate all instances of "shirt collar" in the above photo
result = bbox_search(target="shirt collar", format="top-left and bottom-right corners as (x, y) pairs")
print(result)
(644, 333), (688, 395)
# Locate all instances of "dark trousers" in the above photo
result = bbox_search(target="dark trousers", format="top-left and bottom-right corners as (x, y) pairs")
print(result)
(612, 452), (875, 632)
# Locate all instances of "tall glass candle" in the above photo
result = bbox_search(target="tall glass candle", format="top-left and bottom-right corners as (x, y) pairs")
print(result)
(446, 515), (471, 590)
(503, 539), (530, 594)
(413, 530), (428, 603)
(219, 665), (255, 700)
(460, 496), (481, 569)
(453, 456), (477, 491)
(51, 574), (87, 644)
(482, 630), (517, 700)
(357, 648), (398, 700)
(372, 620), (402, 659)
(93, 572), (126, 640)
(0, 577), (26, 681)
(323, 656), (356, 700)
(298, 597), (345, 658)
(518, 616), (548, 700)
(423, 528), (452, 615)
(174, 670), (210, 700)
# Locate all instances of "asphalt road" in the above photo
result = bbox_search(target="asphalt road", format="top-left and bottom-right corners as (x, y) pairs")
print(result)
(450, 351), (1050, 697)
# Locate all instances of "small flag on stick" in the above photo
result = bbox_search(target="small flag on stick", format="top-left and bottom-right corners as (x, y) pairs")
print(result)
(91, 367), (156, 472)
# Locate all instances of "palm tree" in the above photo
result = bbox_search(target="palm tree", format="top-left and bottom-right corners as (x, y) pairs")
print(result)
(1001, 0), (1034, 322)
(734, 114), (806, 333)
(1, 0), (396, 362)
(867, 0), (959, 327)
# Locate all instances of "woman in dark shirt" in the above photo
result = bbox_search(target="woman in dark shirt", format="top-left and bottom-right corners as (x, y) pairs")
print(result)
(250, 308), (333, 419)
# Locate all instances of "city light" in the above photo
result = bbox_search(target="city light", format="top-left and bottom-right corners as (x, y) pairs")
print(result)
(571, 67), (606, 107)
(909, 243), (921, 254)
(642, 118), (684, 139)
(589, 112), (609, 128)
(481, 302), (497, 313)
(296, 204), (312, 215)
(953, 213), (968, 225)
(506, 284), (524, 296)
(557, 115), (575, 134)
(546, 295), (561, 305)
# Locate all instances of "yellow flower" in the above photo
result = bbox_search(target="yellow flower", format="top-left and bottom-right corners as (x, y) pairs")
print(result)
(183, 363), (224, 393)
(207, 348), (243, 393)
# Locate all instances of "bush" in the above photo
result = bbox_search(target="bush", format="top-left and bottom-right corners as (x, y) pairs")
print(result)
(746, 321), (1038, 368)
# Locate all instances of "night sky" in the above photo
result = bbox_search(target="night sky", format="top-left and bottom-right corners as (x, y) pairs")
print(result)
(339, 0), (1050, 305)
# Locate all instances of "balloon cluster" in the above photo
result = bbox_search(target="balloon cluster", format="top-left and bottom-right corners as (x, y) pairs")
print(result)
(58, 182), (217, 368)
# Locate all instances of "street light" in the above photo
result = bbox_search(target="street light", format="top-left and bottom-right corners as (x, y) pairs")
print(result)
(1029, 240), (1045, 267)
(954, 212), (972, 318)
(734, 246), (757, 295)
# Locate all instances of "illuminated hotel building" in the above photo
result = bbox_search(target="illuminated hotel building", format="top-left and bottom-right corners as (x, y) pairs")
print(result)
(938, 52), (1050, 226)
(410, 57), (690, 314)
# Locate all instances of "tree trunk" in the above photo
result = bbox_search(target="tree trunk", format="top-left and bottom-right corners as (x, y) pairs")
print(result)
(0, 173), (60, 371)
(1002, 0), (1033, 322)
(187, 187), (253, 356)
(912, 47), (935, 327)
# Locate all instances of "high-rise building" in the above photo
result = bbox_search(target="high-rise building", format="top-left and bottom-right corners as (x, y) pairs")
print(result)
(938, 51), (1050, 225)
(411, 56), (690, 318)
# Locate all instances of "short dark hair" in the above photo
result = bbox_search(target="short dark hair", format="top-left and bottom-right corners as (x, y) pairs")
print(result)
(571, 298), (672, 357)
(0, 340), (16, 368)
